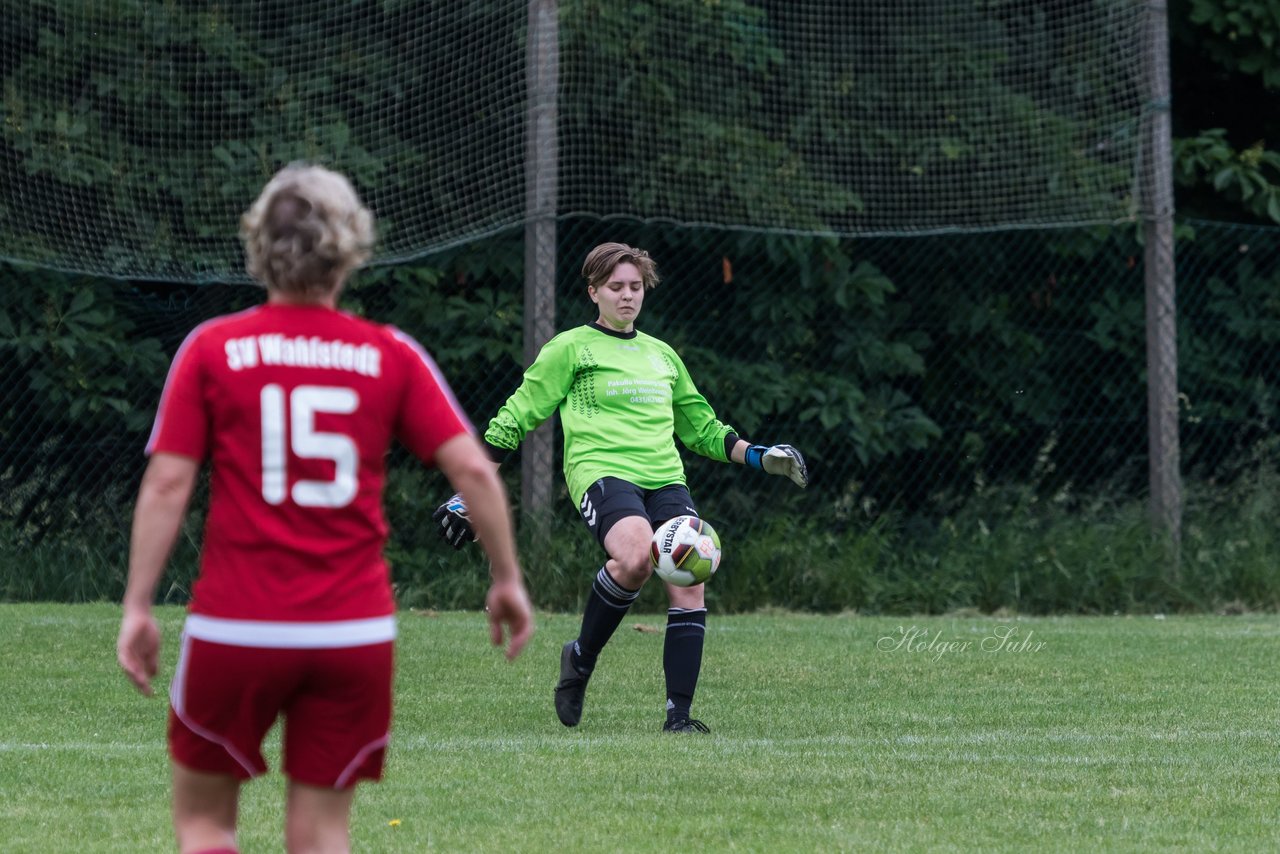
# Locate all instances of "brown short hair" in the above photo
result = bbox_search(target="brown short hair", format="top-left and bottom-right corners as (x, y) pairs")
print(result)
(240, 164), (375, 295)
(581, 242), (660, 290)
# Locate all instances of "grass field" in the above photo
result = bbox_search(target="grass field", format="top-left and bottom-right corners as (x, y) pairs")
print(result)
(3, 603), (1279, 852)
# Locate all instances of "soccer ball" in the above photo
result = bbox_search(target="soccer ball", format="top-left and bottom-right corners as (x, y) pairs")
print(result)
(650, 515), (722, 587)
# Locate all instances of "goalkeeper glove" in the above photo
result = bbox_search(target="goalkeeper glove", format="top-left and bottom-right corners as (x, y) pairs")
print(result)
(744, 444), (809, 488)
(433, 493), (476, 549)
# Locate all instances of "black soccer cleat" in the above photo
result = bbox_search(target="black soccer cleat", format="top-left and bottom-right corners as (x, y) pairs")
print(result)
(662, 717), (711, 734)
(554, 641), (591, 727)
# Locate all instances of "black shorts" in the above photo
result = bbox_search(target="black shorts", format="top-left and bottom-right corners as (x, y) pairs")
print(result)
(578, 477), (699, 547)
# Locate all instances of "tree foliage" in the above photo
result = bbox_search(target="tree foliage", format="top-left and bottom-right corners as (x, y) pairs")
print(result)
(1174, 129), (1280, 223)
(1, 1), (523, 278)
(1183, 0), (1280, 88)
(560, 0), (1141, 231)
(1172, 0), (1280, 222)
(2, 1), (1279, 557)
(0, 265), (170, 540)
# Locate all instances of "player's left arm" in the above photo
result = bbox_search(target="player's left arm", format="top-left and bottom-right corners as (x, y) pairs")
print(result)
(668, 349), (736, 462)
(733, 439), (809, 488)
(118, 451), (200, 696)
(668, 348), (809, 488)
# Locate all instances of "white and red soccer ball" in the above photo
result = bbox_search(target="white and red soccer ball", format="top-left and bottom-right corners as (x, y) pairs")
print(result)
(649, 515), (722, 587)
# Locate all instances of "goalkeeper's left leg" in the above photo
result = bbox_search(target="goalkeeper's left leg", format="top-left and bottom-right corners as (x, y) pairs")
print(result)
(663, 601), (707, 723)
(645, 485), (712, 731)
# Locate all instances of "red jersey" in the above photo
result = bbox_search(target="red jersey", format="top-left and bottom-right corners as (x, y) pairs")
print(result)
(148, 304), (472, 622)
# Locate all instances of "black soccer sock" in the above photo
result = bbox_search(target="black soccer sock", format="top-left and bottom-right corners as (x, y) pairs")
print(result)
(663, 608), (707, 720)
(574, 566), (640, 671)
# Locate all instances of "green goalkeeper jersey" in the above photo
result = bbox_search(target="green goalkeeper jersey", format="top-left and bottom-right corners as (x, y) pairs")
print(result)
(484, 323), (736, 505)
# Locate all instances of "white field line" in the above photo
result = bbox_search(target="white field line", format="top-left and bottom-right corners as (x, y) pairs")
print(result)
(4, 727), (1272, 756)
(0, 741), (160, 752)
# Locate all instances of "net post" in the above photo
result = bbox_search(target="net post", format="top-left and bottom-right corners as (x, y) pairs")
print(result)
(1141, 0), (1181, 571)
(522, 0), (559, 540)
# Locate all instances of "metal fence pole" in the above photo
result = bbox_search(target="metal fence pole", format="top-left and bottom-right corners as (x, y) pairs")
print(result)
(1142, 1), (1181, 557)
(522, 0), (558, 535)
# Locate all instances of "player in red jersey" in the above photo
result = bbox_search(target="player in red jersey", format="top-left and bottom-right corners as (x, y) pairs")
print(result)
(117, 164), (535, 854)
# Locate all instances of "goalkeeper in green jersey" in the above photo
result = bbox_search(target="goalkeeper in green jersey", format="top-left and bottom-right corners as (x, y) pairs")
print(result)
(434, 242), (808, 733)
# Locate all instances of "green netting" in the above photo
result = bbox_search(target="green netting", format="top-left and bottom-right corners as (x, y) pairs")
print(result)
(4, 220), (1276, 563)
(1, 1), (1150, 283)
(11, 2), (1258, 612)
(560, 0), (1150, 234)
(1, 1), (528, 281)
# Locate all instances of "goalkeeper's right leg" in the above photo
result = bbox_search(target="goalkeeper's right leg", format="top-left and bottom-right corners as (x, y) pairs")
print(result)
(573, 515), (654, 661)
(558, 484), (656, 726)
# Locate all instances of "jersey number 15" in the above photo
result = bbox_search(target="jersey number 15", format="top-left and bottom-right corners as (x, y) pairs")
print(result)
(260, 384), (359, 508)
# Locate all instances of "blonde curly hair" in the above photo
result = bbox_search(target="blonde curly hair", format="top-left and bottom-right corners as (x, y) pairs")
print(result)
(240, 164), (375, 295)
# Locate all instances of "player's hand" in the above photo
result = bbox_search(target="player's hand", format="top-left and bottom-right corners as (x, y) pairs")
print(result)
(485, 579), (535, 661)
(433, 493), (476, 549)
(117, 608), (161, 696)
(761, 444), (809, 488)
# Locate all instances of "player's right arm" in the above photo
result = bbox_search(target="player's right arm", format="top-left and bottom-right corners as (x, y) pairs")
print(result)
(435, 433), (534, 660)
(120, 325), (211, 696)
(118, 452), (200, 695)
(482, 334), (576, 459)
(435, 335), (576, 548)
(391, 328), (534, 658)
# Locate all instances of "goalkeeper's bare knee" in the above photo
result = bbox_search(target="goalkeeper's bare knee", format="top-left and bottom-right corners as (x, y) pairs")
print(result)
(608, 552), (653, 590)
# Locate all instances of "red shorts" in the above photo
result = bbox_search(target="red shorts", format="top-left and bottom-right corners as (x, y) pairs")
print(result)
(168, 616), (395, 789)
